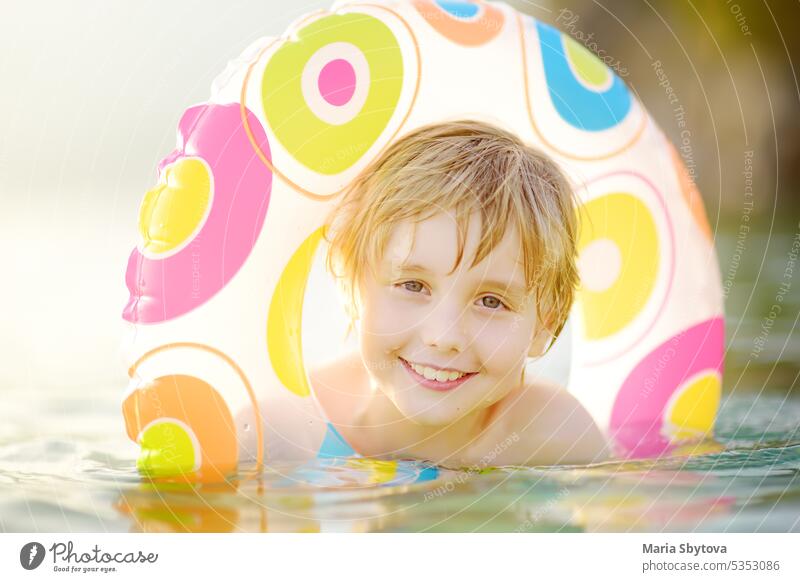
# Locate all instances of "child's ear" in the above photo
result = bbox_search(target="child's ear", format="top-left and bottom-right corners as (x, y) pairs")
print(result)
(528, 322), (553, 358)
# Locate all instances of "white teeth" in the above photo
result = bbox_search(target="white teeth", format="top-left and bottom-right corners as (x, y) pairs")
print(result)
(408, 361), (467, 382)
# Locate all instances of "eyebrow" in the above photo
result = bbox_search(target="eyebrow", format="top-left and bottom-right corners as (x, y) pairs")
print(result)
(394, 262), (527, 298)
(393, 262), (430, 275)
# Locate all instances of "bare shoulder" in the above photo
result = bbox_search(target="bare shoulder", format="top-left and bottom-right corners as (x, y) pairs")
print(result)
(496, 378), (611, 466)
(309, 351), (367, 390)
(308, 351), (371, 425)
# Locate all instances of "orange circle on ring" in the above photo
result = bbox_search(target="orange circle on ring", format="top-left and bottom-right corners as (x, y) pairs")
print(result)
(412, 0), (504, 46)
(125, 342), (264, 481)
(123, 375), (238, 483)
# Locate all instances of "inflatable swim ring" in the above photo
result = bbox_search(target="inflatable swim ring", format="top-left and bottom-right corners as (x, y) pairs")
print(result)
(121, 0), (724, 481)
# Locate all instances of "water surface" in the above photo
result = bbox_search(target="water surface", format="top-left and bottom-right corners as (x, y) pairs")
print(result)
(1, 387), (798, 532)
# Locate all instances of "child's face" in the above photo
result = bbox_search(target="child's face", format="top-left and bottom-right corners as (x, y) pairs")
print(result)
(356, 211), (547, 426)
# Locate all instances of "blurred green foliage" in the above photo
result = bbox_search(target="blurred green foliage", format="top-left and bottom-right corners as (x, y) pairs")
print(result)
(512, 0), (800, 225)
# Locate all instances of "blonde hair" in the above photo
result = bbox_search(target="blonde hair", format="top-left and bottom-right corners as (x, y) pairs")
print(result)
(324, 120), (580, 354)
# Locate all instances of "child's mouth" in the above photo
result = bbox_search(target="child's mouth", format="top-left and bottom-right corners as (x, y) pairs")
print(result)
(398, 358), (477, 392)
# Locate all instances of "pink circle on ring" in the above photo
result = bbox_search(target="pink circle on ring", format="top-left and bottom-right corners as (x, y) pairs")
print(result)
(318, 59), (356, 106)
(609, 317), (724, 457)
(123, 103), (272, 324)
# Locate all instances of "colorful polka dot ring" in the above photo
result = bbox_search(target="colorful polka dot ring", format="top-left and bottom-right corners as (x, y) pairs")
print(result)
(122, 0), (724, 482)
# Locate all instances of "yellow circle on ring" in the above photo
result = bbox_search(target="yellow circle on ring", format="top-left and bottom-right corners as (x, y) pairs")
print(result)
(664, 373), (721, 441)
(138, 157), (212, 255)
(577, 193), (659, 340)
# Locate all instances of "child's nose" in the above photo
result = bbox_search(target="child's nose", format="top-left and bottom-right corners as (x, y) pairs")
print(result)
(421, 299), (469, 353)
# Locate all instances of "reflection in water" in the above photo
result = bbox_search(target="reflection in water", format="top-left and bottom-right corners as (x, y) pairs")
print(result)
(116, 481), (245, 533)
(1, 395), (797, 532)
(114, 459), (442, 533)
(111, 445), (752, 533)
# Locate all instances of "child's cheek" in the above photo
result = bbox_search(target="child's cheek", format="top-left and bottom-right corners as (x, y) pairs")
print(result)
(362, 285), (415, 339)
(470, 314), (532, 364)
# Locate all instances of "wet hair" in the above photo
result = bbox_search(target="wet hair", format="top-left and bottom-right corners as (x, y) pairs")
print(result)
(324, 119), (580, 353)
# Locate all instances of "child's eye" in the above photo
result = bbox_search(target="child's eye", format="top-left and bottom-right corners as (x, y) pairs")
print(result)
(398, 280), (427, 294)
(476, 295), (508, 310)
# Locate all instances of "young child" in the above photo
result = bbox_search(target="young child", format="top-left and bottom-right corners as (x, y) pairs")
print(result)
(311, 120), (609, 467)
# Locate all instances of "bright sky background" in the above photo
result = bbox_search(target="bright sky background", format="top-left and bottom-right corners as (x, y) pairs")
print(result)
(0, 1), (332, 389)
(0, 0), (563, 392)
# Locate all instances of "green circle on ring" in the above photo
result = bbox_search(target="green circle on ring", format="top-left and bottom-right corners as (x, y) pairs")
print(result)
(262, 13), (404, 175)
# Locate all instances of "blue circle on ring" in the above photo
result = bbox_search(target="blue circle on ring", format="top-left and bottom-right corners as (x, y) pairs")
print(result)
(536, 20), (632, 131)
(435, 1), (480, 19)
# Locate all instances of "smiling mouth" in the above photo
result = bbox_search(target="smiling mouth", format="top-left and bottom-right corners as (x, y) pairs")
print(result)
(398, 358), (477, 391)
